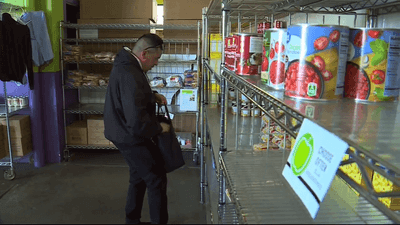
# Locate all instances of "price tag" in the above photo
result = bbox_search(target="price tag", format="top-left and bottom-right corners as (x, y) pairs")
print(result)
(282, 118), (348, 219)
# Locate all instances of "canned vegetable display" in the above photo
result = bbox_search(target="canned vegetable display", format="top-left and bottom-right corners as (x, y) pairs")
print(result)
(285, 24), (350, 100)
(235, 33), (263, 76)
(345, 28), (400, 102)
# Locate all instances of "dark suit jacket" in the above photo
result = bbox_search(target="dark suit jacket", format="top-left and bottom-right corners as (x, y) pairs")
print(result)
(0, 13), (34, 89)
(104, 48), (163, 145)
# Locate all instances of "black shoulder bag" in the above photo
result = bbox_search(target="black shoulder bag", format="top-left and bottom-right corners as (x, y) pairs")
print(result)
(154, 104), (185, 173)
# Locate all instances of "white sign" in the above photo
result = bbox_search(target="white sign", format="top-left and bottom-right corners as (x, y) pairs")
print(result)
(179, 89), (198, 111)
(282, 118), (349, 219)
(79, 29), (99, 39)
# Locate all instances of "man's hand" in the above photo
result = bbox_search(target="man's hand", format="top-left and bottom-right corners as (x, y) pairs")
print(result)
(155, 93), (167, 105)
(160, 122), (170, 133)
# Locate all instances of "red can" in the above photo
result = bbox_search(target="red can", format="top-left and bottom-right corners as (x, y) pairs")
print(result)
(231, 36), (239, 71)
(224, 36), (236, 71)
(235, 33), (263, 76)
(275, 20), (284, 29)
(257, 22), (271, 34)
(224, 37), (229, 68)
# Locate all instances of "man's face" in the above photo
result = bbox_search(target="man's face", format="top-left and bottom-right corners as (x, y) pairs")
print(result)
(142, 48), (162, 72)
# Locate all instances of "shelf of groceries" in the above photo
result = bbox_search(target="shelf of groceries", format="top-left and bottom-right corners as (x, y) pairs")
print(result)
(203, 23), (400, 220)
(205, 103), (395, 224)
(64, 69), (199, 90)
(65, 103), (198, 115)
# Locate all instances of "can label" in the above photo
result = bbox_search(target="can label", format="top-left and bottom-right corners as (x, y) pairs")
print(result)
(261, 31), (272, 82)
(285, 25), (349, 100)
(236, 34), (263, 75)
(224, 37), (229, 69)
(345, 29), (400, 102)
(275, 21), (284, 29)
(267, 29), (287, 89)
(257, 22), (271, 34)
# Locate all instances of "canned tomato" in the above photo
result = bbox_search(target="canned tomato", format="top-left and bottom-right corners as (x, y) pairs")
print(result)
(225, 36), (238, 71)
(224, 37), (229, 68)
(285, 24), (350, 100)
(345, 28), (400, 102)
(232, 104), (238, 115)
(261, 30), (272, 83)
(241, 105), (251, 117)
(265, 29), (287, 89)
(235, 33), (263, 76)
(240, 94), (250, 103)
(257, 22), (271, 34)
(251, 106), (261, 117)
(275, 20), (285, 29)
(11, 97), (19, 107)
(7, 97), (12, 107)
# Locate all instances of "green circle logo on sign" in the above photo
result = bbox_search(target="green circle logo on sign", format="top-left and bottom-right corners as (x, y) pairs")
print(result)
(292, 133), (314, 176)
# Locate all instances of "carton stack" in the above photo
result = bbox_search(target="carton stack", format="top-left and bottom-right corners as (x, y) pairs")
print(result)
(0, 115), (33, 157)
(78, 0), (153, 40)
(0, 124), (7, 159)
(67, 120), (88, 145)
(87, 117), (109, 145)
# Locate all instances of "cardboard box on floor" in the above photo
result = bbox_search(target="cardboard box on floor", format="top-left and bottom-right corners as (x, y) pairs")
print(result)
(0, 115), (31, 138)
(4, 137), (32, 157)
(172, 114), (196, 133)
(80, 0), (152, 19)
(77, 18), (151, 41)
(164, 0), (209, 20)
(67, 120), (88, 145)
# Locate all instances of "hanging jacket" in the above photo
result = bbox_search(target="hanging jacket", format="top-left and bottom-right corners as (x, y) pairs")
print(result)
(104, 48), (163, 145)
(20, 11), (54, 67)
(0, 13), (34, 90)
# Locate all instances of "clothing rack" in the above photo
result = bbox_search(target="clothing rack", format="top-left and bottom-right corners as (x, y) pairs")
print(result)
(0, 3), (29, 180)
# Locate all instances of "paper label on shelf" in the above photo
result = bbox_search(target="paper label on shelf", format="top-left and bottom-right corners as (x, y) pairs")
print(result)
(80, 29), (99, 39)
(282, 118), (348, 219)
(179, 89), (198, 111)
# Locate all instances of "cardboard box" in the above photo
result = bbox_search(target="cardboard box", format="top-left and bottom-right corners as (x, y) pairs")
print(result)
(163, 19), (199, 41)
(172, 114), (197, 133)
(67, 121), (88, 145)
(4, 137), (32, 157)
(80, 0), (152, 19)
(78, 19), (151, 39)
(0, 115), (31, 138)
(88, 131), (109, 145)
(0, 144), (6, 159)
(87, 117), (105, 129)
(164, 0), (209, 20)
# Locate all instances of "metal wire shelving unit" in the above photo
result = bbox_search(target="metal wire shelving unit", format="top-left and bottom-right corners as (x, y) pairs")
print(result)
(199, 0), (400, 224)
(60, 21), (202, 160)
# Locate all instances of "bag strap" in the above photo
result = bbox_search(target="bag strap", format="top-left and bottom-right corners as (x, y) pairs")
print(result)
(157, 104), (171, 121)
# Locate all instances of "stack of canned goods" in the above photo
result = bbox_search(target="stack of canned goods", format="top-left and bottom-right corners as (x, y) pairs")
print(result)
(7, 96), (29, 107)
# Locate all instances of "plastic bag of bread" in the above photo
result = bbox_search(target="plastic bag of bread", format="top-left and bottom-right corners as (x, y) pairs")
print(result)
(184, 70), (198, 87)
(166, 75), (183, 88)
(150, 77), (166, 88)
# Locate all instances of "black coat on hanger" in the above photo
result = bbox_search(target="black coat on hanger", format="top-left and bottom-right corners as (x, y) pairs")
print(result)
(0, 13), (34, 90)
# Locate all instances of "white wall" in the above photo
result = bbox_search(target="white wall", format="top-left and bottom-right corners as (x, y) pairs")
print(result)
(377, 12), (400, 28)
(281, 10), (367, 28)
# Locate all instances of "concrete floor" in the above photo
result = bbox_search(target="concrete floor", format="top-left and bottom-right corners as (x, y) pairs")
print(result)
(0, 150), (206, 224)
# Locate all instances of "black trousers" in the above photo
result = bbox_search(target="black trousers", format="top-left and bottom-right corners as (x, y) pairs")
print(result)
(115, 141), (168, 224)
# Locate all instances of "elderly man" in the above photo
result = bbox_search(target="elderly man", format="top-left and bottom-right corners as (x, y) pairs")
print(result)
(104, 34), (169, 224)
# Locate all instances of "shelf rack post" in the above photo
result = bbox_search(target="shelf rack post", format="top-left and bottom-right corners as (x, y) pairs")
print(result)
(200, 10), (206, 205)
(219, 0), (230, 206)
(4, 82), (14, 172)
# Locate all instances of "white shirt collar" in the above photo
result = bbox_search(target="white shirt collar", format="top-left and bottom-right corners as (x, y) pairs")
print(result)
(124, 47), (150, 82)
(124, 47), (143, 71)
